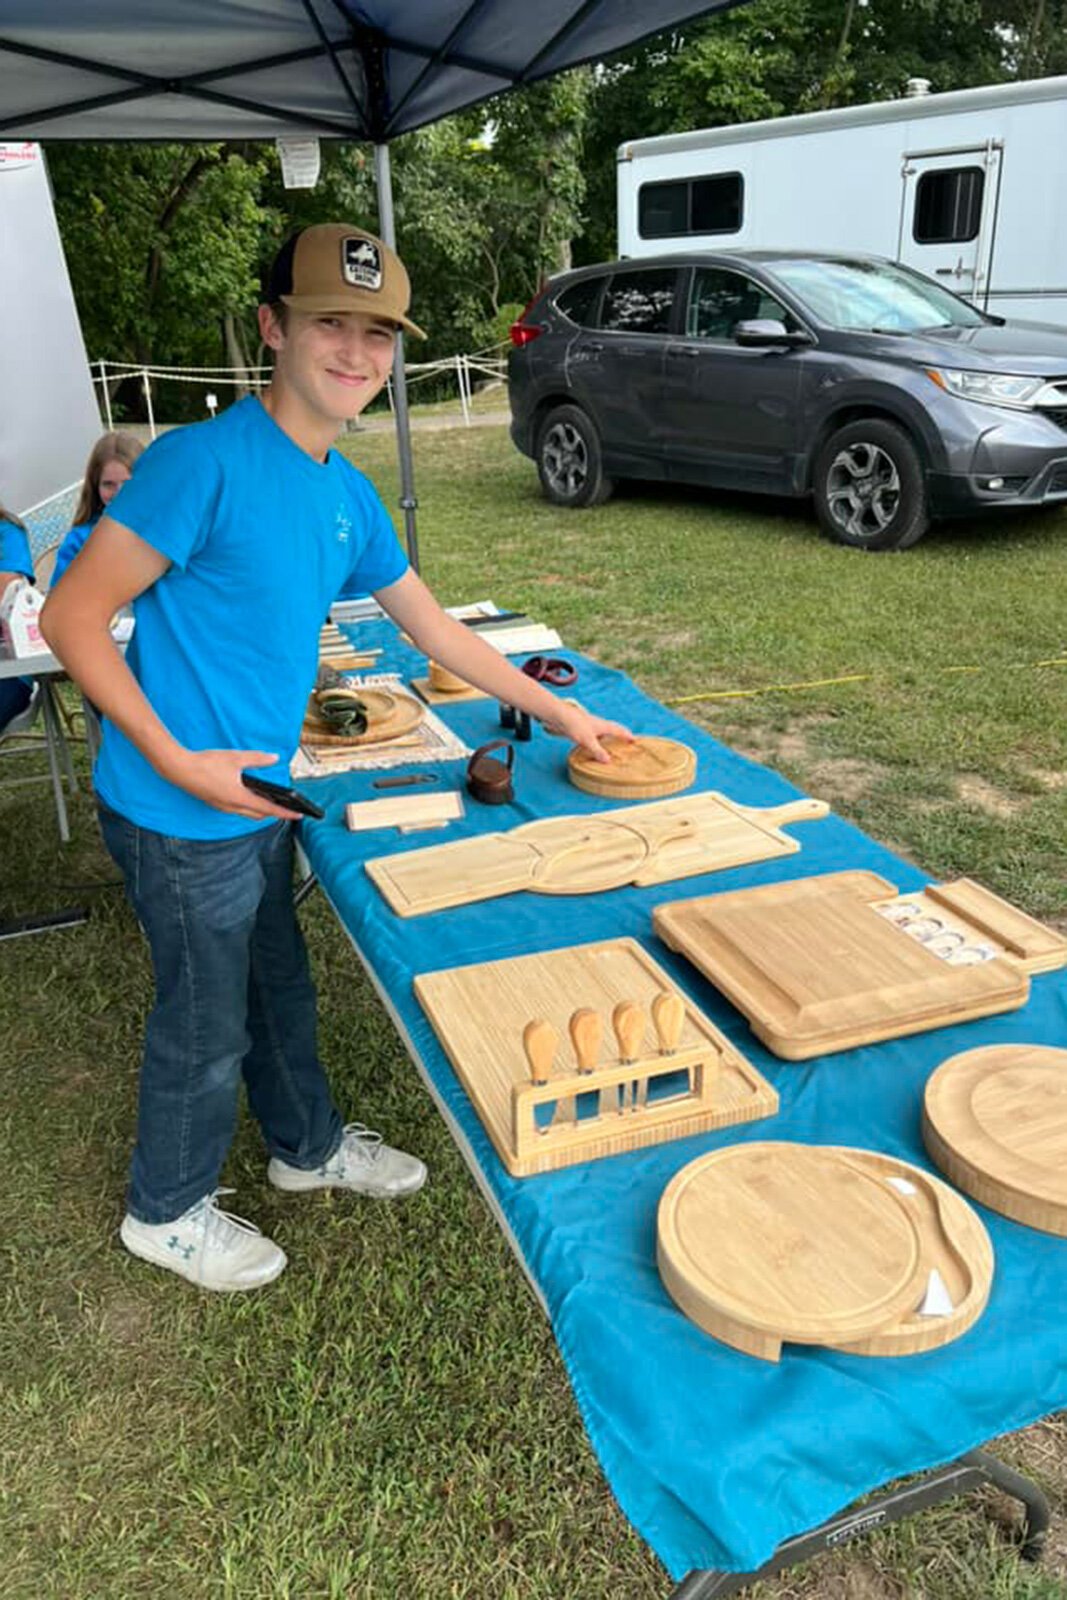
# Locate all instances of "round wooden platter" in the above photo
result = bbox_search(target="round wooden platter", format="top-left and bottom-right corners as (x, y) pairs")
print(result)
(512, 815), (651, 895)
(301, 688), (424, 748)
(827, 1149), (992, 1357)
(568, 734), (696, 799)
(657, 1142), (992, 1361)
(923, 1044), (1067, 1235)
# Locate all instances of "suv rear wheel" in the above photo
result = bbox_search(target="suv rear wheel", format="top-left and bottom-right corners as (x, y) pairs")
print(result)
(814, 419), (929, 551)
(535, 405), (614, 508)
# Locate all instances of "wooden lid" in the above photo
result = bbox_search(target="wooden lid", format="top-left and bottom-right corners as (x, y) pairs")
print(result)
(924, 1044), (1067, 1235)
(568, 735), (695, 799)
(657, 1143), (925, 1360)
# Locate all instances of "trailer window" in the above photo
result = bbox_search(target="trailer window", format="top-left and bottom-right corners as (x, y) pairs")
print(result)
(600, 269), (677, 334)
(638, 173), (743, 239)
(913, 167), (984, 244)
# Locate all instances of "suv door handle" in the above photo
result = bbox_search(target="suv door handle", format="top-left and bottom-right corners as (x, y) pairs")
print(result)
(668, 346), (700, 358)
(584, 340), (604, 352)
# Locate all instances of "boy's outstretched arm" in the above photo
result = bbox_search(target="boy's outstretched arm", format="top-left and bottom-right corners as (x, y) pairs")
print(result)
(376, 568), (631, 762)
(40, 517), (300, 819)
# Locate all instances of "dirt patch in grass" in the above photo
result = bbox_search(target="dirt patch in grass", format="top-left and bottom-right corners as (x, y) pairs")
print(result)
(955, 773), (1028, 818)
(1021, 766), (1067, 792)
(96, 1294), (155, 1348)
(719, 716), (881, 805)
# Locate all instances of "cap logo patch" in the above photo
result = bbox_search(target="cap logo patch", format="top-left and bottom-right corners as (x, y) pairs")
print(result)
(342, 236), (382, 291)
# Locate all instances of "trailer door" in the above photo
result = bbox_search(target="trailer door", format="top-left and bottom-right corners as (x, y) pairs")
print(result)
(896, 140), (1002, 310)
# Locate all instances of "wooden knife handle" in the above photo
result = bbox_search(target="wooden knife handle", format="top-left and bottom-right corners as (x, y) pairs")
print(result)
(568, 1008), (602, 1074)
(522, 1018), (557, 1084)
(652, 991), (685, 1054)
(612, 1000), (645, 1064)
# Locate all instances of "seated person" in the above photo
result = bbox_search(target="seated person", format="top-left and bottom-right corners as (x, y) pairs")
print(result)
(0, 499), (36, 732)
(51, 432), (143, 587)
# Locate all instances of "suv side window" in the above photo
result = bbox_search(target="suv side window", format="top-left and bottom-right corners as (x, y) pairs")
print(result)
(687, 267), (799, 339)
(555, 276), (602, 327)
(600, 268), (677, 334)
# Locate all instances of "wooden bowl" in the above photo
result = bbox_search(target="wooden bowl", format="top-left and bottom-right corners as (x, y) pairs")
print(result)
(428, 659), (472, 694)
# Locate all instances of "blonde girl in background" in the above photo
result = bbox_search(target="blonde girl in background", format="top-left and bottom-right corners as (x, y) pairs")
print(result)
(51, 432), (144, 587)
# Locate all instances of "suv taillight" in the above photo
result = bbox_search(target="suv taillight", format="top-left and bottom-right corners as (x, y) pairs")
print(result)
(510, 294), (546, 348)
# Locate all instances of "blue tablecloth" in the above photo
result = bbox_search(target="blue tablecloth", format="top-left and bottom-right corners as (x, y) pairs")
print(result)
(298, 622), (1067, 1578)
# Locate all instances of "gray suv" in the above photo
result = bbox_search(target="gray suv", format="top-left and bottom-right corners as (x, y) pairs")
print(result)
(508, 251), (1067, 551)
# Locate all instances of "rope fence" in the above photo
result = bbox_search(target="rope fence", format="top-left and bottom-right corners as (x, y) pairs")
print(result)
(92, 345), (509, 437)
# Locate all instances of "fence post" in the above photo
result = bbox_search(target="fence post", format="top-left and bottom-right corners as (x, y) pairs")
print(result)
(98, 359), (113, 430)
(141, 369), (156, 440)
(456, 353), (471, 426)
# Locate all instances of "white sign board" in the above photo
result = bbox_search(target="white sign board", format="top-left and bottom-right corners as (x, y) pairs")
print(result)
(0, 142), (101, 516)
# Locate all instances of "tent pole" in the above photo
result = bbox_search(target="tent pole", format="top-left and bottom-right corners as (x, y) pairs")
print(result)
(373, 141), (420, 574)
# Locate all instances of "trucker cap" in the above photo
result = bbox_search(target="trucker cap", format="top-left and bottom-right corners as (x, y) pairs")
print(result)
(265, 223), (426, 338)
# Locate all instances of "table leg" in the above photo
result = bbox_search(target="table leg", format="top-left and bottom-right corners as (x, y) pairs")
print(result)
(38, 681), (71, 844)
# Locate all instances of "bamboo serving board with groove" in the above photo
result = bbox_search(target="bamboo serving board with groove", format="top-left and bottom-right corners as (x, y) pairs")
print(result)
(414, 938), (778, 1176)
(568, 735), (696, 799)
(923, 1044), (1067, 1235)
(657, 1142), (993, 1361)
(653, 871), (1067, 1060)
(366, 792), (829, 916)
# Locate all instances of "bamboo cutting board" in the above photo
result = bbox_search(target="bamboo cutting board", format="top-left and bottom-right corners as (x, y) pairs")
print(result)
(414, 938), (778, 1176)
(568, 735), (696, 799)
(653, 871), (1066, 1059)
(366, 792), (829, 916)
(923, 1044), (1067, 1235)
(657, 1143), (992, 1361)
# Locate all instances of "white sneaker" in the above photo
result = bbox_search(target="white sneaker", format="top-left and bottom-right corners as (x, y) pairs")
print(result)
(268, 1123), (427, 1199)
(120, 1189), (287, 1292)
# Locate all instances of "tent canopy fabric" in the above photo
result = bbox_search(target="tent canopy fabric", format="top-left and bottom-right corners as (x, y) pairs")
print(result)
(0, 0), (749, 143)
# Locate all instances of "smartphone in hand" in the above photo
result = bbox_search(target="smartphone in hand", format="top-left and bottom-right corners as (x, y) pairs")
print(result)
(241, 773), (326, 820)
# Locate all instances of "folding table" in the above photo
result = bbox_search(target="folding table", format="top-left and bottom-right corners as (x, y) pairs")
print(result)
(293, 622), (1061, 1592)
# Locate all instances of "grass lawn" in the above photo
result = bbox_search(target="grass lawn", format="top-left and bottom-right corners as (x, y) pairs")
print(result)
(3, 419), (1067, 1599)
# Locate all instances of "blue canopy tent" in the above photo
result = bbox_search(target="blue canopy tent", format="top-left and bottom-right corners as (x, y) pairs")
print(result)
(0, 0), (755, 568)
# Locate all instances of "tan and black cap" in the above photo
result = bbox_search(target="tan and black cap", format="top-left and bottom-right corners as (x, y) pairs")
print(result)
(266, 222), (426, 339)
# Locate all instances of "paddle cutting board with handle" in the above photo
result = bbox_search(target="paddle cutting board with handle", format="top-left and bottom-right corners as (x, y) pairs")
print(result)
(366, 791), (829, 917)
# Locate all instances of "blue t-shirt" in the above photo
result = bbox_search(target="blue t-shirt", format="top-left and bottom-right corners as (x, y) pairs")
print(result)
(0, 515), (34, 582)
(94, 397), (409, 839)
(52, 517), (97, 586)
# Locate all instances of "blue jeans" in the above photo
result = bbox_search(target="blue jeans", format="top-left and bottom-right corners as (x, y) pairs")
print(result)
(98, 805), (343, 1223)
(0, 675), (31, 733)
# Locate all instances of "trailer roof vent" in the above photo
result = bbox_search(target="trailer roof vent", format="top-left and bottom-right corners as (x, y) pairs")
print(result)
(904, 77), (932, 98)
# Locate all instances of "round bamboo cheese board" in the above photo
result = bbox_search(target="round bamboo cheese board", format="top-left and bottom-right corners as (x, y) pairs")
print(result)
(568, 735), (696, 799)
(657, 1141), (992, 1361)
(302, 688), (424, 747)
(923, 1044), (1067, 1235)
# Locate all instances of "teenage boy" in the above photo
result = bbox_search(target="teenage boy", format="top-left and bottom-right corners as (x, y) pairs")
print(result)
(41, 223), (627, 1293)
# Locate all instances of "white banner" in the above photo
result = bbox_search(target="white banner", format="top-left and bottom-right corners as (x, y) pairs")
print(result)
(0, 144), (101, 516)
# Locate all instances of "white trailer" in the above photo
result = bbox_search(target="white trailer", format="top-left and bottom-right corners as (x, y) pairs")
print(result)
(617, 75), (1067, 326)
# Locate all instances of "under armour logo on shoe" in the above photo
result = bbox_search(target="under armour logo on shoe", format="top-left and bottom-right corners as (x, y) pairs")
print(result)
(167, 1236), (196, 1260)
